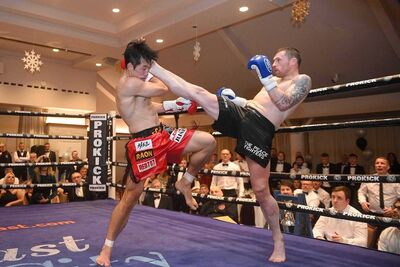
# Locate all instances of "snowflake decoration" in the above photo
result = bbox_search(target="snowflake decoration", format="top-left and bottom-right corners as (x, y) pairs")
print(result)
(21, 49), (43, 73)
(193, 41), (201, 62)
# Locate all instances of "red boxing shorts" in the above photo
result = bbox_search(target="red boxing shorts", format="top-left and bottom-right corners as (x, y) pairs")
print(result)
(125, 125), (194, 182)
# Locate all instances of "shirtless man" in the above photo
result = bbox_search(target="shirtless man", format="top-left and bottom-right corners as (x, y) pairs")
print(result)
(96, 39), (216, 267)
(150, 47), (312, 262)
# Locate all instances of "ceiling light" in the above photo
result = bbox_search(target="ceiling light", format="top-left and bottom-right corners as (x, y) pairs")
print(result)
(156, 39), (164, 43)
(112, 8), (120, 13)
(96, 63), (102, 67)
(52, 48), (59, 52)
(239, 6), (249, 12)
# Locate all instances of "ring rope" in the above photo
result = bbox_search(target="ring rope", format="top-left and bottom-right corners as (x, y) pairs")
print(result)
(0, 133), (88, 140)
(212, 117), (400, 136)
(308, 73), (400, 97)
(0, 160), (87, 168)
(0, 110), (90, 118)
(108, 118), (400, 141)
(109, 163), (400, 183)
(1, 182), (85, 189)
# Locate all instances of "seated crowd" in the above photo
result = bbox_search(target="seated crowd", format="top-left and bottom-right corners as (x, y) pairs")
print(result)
(1, 142), (399, 254)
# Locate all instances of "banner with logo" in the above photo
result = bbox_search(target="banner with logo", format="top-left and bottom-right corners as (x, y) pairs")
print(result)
(88, 114), (108, 192)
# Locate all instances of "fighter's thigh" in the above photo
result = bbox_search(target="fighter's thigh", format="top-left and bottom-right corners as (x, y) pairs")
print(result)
(182, 130), (216, 155)
(122, 178), (145, 202)
(194, 91), (219, 120)
(247, 157), (271, 193)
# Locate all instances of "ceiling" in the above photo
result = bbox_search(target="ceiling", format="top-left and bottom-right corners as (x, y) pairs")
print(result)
(0, 0), (400, 122)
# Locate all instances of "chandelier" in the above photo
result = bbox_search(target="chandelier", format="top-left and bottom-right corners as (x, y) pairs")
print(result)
(291, 0), (311, 25)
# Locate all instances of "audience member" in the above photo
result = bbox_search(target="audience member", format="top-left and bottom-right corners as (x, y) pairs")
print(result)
(142, 178), (173, 210)
(0, 143), (12, 178)
(378, 200), (400, 254)
(358, 157), (400, 216)
(64, 150), (84, 181)
(233, 153), (249, 188)
(342, 153), (365, 210)
(290, 156), (310, 175)
(337, 154), (349, 174)
(270, 151), (291, 191)
(13, 142), (30, 182)
(31, 158), (58, 204)
(43, 142), (57, 172)
(316, 153), (338, 193)
(294, 180), (320, 207)
(0, 172), (24, 207)
(387, 152), (400, 174)
(199, 185), (237, 222)
(279, 180), (296, 233)
(313, 186), (368, 247)
(62, 171), (96, 202)
(312, 181), (331, 208)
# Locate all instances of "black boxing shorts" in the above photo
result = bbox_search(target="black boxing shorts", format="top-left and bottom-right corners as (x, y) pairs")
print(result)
(212, 96), (275, 168)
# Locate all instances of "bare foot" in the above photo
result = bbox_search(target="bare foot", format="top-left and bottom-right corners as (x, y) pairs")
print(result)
(96, 245), (112, 267)
(268, 239), (286, 263)
(175, 179), (198, 210)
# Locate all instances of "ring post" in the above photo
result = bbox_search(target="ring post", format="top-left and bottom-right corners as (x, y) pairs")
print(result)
(109, 110), (117, 199)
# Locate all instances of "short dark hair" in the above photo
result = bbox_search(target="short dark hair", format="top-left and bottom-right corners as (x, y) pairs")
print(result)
(332, 186), (351, 200)
(280, 180), (294, 191)
(277, 47), (302, 66)
(349, 153), (358, 158)
(321, 153), (329, 158)
(123, 39), (158, 68)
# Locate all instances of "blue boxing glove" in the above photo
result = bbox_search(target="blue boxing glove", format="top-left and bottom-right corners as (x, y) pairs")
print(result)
(217, 87), (247, 107)
(247, 55), (277, 91)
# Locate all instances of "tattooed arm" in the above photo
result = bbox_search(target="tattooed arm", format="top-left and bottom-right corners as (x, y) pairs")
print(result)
(268, 74), (312, 111)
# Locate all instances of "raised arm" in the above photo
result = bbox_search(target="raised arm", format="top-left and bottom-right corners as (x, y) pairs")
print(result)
(117, 73), (168, 98)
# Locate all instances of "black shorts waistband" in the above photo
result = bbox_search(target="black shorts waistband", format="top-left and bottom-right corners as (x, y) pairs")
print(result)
(246, 106), (276, 131)
(131, 125), (163, 138)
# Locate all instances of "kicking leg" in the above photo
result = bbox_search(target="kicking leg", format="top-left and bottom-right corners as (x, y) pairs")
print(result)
(247, 157), (285, 263)
(150, 61), (219, 120)
(96, 178), (145, 267)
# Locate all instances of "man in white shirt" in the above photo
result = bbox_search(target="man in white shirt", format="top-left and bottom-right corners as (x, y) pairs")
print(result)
(358, 157), (400, 216)
(211, 149), (244, 198)
(313, 181), (331, 208)
(294, 180), (320, 207)
(313, 186), (368, 247)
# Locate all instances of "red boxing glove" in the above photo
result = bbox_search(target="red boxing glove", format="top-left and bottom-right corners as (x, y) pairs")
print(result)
(163, 97), (198, 115)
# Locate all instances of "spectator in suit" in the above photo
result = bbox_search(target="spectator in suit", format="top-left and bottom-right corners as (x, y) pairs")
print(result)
(62, 171), (96, 202)
(43, 143), (57, 172)
(270, 151), (292, 191)
(343, 153), (365, 210)
(31, 157), (58, 204)
(142, 178), (173, 210)
(13, 142), (30, 182)
(0, 143), (12, 178)
(64, 150), (84, 181)
(316, 153), (338, 193)
(313, 186), (368, 247)
(336, 154), (349, 174)
(200, 185), (237, 222)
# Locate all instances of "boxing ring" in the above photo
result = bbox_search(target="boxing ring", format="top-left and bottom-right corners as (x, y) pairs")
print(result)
(1, 200), (399, 267)
(1, 73), (400, 266)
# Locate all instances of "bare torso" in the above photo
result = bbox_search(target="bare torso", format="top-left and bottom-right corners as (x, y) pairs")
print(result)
(247, 74), (310, 128)
(116, 75), (163, 133)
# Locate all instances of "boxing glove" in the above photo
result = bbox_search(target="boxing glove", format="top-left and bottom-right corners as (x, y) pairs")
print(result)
(247, 55), (277, 91)
(217, 87), (247, 107)
(163, 97), (198, 114)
